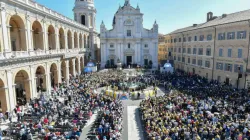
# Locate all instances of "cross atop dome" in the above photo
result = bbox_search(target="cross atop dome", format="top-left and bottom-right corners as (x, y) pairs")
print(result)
(124, 0), (130, 6)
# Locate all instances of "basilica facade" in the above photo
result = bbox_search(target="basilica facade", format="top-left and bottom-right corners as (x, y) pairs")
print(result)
(0, 0), (99, 112)
(100, 0), (158, 68)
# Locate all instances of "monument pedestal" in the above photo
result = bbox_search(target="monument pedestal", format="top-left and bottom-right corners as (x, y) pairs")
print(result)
(117, 62), (122, 70)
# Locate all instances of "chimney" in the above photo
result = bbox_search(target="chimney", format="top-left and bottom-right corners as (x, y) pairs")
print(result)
(207, 12), (213, 22)
(222, 14), (227, 18)
(193, 24), (198, 27)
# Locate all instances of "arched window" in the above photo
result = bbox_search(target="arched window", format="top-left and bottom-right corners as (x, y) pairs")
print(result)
(81, 15), (86, 25)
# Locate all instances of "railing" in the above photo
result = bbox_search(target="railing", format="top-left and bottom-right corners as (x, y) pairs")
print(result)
(12, 51), (29, 58)
(34, 50), (46, 56)
(0, 52), (5, 59)
(59, 49), (66, 53)
(49, 49), (58, 54)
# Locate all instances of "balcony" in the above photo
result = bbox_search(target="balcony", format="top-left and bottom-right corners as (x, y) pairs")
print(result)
(11, 51), (29, 58)
(0, 48), (84, 60)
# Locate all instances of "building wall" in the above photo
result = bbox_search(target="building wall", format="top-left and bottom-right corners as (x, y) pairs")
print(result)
(0, 0), (89, 112)
(167, 21), (250, 89)
(100, 2), (158, 68)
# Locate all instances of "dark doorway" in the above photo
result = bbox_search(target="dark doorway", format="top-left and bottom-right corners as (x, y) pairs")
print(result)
(144, 59), (148, 66)
(81, 15), (86, 25)
(225, 77), (230, 85)
(192, 68), (195, 74)
(127, 56), (132, 66)
(110, 59), (114, 67)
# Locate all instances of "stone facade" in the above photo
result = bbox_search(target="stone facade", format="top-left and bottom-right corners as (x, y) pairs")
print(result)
(158, 34), (168, 65)
(100, 0), (158, 68)
(166, 11), (250, 89)
(0, 0), (97, 112)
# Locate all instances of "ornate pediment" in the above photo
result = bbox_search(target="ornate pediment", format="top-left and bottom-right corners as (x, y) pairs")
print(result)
(124, 19), (134, 26)
(124, 49), (135, 55)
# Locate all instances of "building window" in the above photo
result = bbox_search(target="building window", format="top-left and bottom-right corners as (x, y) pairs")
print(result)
(198, 48), (203, 55)
(206, 48), (211, 56)
(199, 35), (204, 41)
(183, 37), (186, 42)
(182, 57), (185, 62)
(174, 38), (177, 43)
(171, 39), (173, 43)
(225, 63), (232, 72)
(110, 44), (114, 48)
(178, 57), (181, 61)
(127, 30), (132, 36)
(205, 61), (210, 68)
(238, 48), (242, 58)
(145, 44), (148, 48)
(193, 48), (197, 54)
(179, 38), (181, 42)
(218, 33), (226, 40)
(194, 36), (197, 41)
(178, 48), (181, 53)
(188, 48), (191, 54)
(174, 56), (176, 60)
(174, 48), (176, 52)
(198, 60), (202, 66)
(192, 59), (196, 65)
(234, 64), (243, 73)
(128, 43), (131, 48)
(228, 48), (232, 57)
(182, 48), (186, 53)
(219, 48), (223, 57)
(188, 37), (192, 42)
(237, 31), (247, 39)
(188, 58), (190, 63)
(207, 34), (212, 41)
(216, 62), (223, 70)
(227, 32), (235, 40)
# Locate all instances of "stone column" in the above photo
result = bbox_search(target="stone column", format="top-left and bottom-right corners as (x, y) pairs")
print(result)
(64, 35), (68, 50)
(72, 58), (76, 77)
(46, 63), (51, 95)
(120, 43), (124, 64)
(6, 70), (15, 111)
(0, 2), (9, 57)
(65, 60), (70, 86)
(77, 57), (81, 75)
(25, 12), (33, 55)
(76, 34), (79, 48)
(137, 42), (141, 64)
(30, 66), (36, 98)
(72, 35), (75, 49)
(58, 61), (62, 84)
(43, 21), (48, 52)
(55, 26), (59, 50)
(82, 56), (85, 69)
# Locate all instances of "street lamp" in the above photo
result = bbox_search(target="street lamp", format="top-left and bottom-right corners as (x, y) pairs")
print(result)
(97, 61), (100, 71)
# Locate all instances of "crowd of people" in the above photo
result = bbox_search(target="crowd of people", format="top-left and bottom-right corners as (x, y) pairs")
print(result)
(140, 70), (250, 140)
(0, 70), (128, 140)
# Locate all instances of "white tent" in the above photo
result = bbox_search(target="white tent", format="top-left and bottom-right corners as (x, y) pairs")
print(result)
(160, 62), (174, 73)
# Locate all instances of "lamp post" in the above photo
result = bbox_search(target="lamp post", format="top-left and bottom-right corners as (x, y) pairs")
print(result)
(97, 61), (100, 71)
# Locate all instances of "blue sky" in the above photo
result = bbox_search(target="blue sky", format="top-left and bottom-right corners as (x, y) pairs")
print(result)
(36, 0), (250, 34)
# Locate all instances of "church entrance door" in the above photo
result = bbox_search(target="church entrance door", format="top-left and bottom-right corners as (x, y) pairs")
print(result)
(126, 56), (132, 66)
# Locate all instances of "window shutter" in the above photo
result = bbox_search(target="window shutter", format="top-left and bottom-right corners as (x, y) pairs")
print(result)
(240, 65), (243, 73)
(227, 32), (230, 40)
(243, 31), (247, 39)
(232, 32), (235, 39)
(224, 63), (227, 71)
(237, 32), (240, 39)
(234, 64), (238, 72)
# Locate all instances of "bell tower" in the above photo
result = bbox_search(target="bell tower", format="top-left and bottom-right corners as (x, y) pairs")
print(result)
(73, 0), (96, 30)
